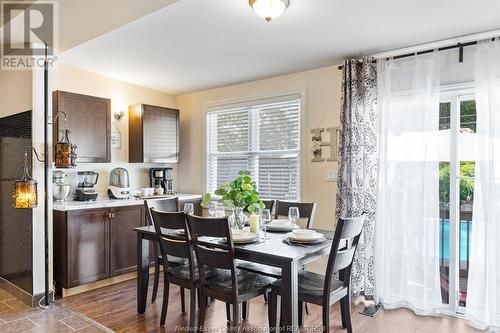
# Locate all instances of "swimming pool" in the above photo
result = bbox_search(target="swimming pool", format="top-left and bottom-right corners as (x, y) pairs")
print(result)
(439, 219), (471, 261)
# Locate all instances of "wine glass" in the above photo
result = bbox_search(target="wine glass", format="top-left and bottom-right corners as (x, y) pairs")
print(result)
(288, 207), (299, 228)
(208, 201), (217, 217)
(183, 203), (194, 215)
(215, 204), (225, 218)
(261, 209), (271, 240)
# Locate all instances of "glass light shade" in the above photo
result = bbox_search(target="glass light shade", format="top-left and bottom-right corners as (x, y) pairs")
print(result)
(13, 178), (38, 208)
(55, 129), (75, 168)
(250, 0), (289, 22)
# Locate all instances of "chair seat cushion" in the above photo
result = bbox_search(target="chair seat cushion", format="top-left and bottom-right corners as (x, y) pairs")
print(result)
(272, 270), (346, 304)
(236, 261), (282, 279)
(168, 264), (219, 282)
(206, 269), (274, 296)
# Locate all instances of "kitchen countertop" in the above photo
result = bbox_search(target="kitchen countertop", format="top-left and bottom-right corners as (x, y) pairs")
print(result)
(53, 193), (202, 212)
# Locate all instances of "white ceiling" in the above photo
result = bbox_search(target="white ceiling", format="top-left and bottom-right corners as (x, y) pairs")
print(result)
(58, 0), (500, 95)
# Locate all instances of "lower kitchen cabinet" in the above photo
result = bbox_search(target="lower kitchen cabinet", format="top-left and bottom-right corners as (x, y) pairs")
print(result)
(110, 205), (144, 276)
(53, 204), (145, 293)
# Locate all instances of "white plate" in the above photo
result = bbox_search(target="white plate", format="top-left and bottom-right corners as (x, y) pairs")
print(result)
(175, 229), (185, 235)
(267, 222), (297, 232)
(292, 229), (317, 237)
(232, 231), (257, 243)
(286, 231), (324, 242)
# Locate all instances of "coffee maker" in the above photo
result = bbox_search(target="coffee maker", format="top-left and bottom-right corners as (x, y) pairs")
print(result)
(149, 168), (173, 195)
(74, 171), (99, 201)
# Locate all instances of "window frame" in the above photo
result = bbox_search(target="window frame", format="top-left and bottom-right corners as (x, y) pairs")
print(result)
(202, 92), (306, 201)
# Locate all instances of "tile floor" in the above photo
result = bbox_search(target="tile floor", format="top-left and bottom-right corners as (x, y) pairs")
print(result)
(0, 288), (110, 333)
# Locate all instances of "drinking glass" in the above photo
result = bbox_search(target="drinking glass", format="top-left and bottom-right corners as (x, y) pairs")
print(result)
(208, 201), (217, 217)
(183, 203), (194, 215)
(215, 204), (226, 218)
(288, 207), (299, 228)
(261, 209), (271, 240)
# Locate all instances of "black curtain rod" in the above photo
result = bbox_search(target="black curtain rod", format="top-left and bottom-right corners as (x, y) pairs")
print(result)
(337, 38), (497, 70)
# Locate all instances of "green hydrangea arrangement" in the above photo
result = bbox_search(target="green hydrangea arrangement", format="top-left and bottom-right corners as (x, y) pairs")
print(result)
(201, 170), (264, 212)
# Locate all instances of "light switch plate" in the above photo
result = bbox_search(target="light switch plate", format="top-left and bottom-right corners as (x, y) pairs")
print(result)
(326, 170), (337, 182)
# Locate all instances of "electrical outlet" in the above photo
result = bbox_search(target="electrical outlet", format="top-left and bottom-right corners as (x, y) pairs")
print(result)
(326, 170), (337, 182)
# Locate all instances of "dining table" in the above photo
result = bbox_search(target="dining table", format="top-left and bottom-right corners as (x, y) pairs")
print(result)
(134, 225), (341, 332)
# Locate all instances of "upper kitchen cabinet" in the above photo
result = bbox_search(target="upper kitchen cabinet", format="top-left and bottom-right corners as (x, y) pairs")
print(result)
(53, 91), (111, 163)
(129, 104), (179, 163)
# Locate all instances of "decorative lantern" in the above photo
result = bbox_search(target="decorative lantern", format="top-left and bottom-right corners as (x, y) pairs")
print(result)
(13, 151), (38, 208)
(54, 111), (77, 168)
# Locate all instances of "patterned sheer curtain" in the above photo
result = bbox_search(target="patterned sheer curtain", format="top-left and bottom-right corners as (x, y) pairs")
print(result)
(465, 39), (500, 331)
(336, 58), (378, 297)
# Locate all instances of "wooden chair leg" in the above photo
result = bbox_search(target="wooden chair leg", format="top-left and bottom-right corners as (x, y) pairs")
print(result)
(189, 288), (197, 329)
(151, 253), (160, 303)
(340, 296), (352, 333)
(322, 303), (329, 333)
(298, 301), (304, 327)
(242, 301), (250, 320)
(305, 302), (310, 314)
(226, 303), (231, 322)
(180, 287), (186, 313)
(231, 303), (240, 331)
(197, 291), (207, 333)
(263, 292), (268, 304)
(160, 277), (169, 326)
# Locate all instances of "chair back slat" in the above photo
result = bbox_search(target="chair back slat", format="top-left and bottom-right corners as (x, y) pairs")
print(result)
(159, 236), (191, 259)
(151, 208), (186, 230)
(274, 200), (317, 229)
(332, 246), (356, 272)
(195, 245), (233, 270)
(340, 216), (365, 239)
(145, 198), (179, 227)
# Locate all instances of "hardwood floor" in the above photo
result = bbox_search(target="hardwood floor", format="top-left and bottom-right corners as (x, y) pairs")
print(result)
(58, 278), (488, 333)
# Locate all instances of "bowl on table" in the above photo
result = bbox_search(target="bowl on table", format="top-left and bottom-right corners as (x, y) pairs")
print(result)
(266, 219), (297, 231)
(287, 230), (324, 243)
(230, 230), (257, 244)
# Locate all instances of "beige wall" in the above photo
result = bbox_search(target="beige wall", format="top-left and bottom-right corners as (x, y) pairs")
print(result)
(52, 63), (178, 194)
(0, 70), (32, 117)
(177, 65), (342, 231)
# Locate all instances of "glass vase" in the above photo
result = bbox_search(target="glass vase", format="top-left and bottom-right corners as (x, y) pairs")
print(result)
(232, 206), (245, 230)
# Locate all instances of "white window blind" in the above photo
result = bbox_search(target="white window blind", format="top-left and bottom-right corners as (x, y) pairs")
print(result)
(206, 95), (301, 201)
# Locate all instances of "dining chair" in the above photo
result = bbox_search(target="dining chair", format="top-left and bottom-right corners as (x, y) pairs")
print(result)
(186, 215), (275, 331)
(145, 198), (187, 306)
(274, 200), (317, 229)
(150, 208), (220, 327)
(268, 214), (366, 333)
(238, 200), (317, 280)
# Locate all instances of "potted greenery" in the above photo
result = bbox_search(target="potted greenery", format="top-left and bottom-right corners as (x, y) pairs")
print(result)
(201, 170), (264, 229)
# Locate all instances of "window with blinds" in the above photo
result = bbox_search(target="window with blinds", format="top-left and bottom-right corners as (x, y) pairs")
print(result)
(206, 95), (301, 201)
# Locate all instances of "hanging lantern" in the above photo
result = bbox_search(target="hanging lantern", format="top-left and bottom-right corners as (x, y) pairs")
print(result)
(54, 111), (77, 168)
(13, 151), (38, 208)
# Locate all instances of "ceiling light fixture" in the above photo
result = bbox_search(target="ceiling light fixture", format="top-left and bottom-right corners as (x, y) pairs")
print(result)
(249, 0), (290, 22)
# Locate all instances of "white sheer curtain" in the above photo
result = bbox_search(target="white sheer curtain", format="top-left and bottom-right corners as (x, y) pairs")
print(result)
(466, 39), (500, 331)
(375, 52), (444, 314)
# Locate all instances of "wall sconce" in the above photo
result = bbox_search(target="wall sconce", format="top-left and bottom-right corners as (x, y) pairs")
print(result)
(114, 111), (124, 120)
(13, 147), (44, 209)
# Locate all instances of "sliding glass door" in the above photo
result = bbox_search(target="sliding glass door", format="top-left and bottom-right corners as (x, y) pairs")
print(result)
(439, 86), (476, 313)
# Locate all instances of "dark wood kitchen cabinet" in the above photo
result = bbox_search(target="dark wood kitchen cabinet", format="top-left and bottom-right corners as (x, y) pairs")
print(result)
(53, 90), (111, 163)
(53, 204), (145, 294)
(129, 104), (179, 163)
(109, 205), (144, 276)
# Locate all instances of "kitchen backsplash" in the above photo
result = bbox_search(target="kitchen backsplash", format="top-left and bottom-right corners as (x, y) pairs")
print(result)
(57, 163), (177, 200)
